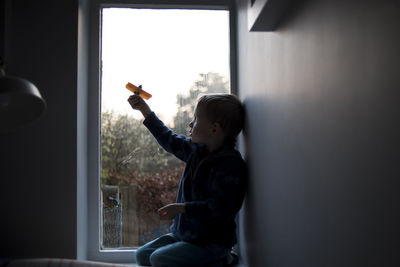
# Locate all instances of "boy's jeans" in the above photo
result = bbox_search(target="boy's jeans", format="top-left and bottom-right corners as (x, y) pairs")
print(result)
(135, 233), (230, 267)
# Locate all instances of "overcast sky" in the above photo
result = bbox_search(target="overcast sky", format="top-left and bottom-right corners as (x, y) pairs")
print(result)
(101, 8), (230, 124)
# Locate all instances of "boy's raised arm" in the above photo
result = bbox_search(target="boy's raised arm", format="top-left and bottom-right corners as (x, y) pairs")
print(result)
(128, 95), (194, 162)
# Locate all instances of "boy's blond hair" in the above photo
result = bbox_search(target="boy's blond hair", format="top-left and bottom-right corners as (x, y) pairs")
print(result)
(196, 94), (245, 142)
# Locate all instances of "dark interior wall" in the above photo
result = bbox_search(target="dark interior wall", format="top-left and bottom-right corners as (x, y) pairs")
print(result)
(237, 0), (400, 266)
(0, 0), (78, 258)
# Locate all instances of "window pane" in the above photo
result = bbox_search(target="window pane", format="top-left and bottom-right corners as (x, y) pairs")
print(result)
(100, 8), (230, 249)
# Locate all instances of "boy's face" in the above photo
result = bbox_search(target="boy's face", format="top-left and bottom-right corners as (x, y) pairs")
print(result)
(188, 106), (214, 144)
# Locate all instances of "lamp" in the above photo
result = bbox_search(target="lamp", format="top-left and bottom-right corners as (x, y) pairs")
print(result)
(0, 57), (46, 133)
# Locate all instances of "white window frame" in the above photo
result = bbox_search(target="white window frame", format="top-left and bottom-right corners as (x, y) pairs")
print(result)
(82, 0), (237, 263)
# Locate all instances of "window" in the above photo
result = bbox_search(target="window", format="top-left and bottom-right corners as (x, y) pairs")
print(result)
(86, 0), (235, 263)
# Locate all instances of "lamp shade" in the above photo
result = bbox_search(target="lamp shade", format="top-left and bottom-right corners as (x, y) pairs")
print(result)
(0, 74), (46, 133)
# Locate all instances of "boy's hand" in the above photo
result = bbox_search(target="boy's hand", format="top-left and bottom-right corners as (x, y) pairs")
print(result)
(127, 94), (152, 118)
(158, 203), (185, 220)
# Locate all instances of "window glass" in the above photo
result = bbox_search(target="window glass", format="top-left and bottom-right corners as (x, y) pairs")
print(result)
(100, 8), (230, 249)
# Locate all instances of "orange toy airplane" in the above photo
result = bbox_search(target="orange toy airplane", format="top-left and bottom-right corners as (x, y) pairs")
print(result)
(125, 82), (152, 100)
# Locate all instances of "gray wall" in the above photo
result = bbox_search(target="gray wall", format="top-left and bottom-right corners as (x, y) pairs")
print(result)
(237, 0), (400, 266)
(0, 0), (78, 259)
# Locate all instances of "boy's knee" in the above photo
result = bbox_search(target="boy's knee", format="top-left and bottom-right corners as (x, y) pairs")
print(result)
(149, 249), (169, 267)
(135, 246), (150, 266)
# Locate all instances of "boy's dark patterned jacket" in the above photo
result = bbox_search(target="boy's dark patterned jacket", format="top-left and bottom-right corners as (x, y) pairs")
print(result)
(143, 112), (248, 248)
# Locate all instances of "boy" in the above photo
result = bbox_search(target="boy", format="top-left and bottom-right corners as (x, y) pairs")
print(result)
(128, 93), (247, 267)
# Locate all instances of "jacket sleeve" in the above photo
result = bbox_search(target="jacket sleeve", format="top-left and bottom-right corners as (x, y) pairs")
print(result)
(143, 112), (195, 163)
(184, 157), (248, 221)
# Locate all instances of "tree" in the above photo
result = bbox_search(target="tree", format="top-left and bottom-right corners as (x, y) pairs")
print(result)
(101, 111), (178, 186)
(173, 72), (229, 135)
